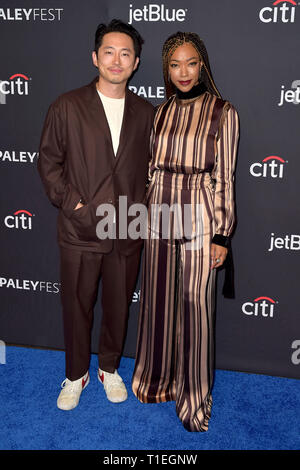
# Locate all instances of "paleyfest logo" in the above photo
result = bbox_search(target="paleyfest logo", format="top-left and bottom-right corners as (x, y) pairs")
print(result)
(129, 84), (165, 99)
(0, 8), (63, 21)
(0, 276), (60, 294)
(0, 73), (31, 104)
(259, 0), (299, 23)
(250, 155), (287, 179)
(0, 150), (38, 164)
(0, 275), (139, 303)
(242, 296), (278, 318)
(4, 209), (34, 230)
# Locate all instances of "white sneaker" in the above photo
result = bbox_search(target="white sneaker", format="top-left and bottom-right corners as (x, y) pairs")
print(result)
(98, 367), (128, 403)
(57, 371), (89, 410)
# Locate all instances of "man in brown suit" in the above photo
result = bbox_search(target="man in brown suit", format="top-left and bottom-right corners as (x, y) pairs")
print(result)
(38, 20), (154, 410)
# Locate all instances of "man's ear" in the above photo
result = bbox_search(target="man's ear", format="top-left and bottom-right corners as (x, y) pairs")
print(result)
(92, 51), (98, 68)
(133, 56), (140, 71)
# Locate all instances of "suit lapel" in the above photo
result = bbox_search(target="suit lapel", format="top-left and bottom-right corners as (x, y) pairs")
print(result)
(114, 88), (135, 165)
(84, 78), (135, 165)
(85, 77), (115, 158)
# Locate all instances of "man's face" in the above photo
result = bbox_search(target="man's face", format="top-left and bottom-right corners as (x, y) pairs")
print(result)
(92, 32), (139, 86)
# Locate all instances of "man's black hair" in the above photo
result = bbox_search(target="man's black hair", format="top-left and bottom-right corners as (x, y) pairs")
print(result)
(94, 19), (144, 58)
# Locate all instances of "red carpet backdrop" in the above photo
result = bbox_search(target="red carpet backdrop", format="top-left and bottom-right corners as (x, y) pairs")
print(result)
(0, 0), (299, 379)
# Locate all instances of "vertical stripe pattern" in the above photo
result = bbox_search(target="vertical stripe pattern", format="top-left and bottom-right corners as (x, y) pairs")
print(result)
(132, 92), (239, 432)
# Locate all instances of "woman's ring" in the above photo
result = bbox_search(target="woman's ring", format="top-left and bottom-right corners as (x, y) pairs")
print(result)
(215, 258), (221, 263)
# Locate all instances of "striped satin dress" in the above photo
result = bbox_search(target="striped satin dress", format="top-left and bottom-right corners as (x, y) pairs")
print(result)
(132, 90), (239, 432)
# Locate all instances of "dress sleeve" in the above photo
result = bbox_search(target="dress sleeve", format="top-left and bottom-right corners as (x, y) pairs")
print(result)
(211, 103), (239, 239)
(37, 100), (82, 218)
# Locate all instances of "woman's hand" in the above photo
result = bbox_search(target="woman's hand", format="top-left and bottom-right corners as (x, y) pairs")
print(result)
(210, 243), (228, 269)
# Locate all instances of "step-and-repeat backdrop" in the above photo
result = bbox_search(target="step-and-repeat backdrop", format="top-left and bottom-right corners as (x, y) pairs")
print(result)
(0, 0), (299, 379)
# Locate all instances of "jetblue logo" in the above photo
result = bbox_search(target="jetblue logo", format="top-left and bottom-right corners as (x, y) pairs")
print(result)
(278, 81), (300, 106)
(132, 290), (140, 302)
(268, 233), (300, 251)
(128, 4), (187, 24)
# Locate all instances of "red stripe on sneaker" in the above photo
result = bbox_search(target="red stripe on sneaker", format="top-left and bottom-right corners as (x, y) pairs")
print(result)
(82, 373), (89, 389)
(99, 371), (104, 383)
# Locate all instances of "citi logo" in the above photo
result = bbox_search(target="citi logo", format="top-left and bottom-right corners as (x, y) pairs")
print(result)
(4, 209), (34, 230)
(250, 156), (287, 178)
(128, 4), (187, 24)
(0, 74), (30, 104)
(259, 0), (298, 23)
(278, 81), (300, 106)
(242, 296), (278, 318)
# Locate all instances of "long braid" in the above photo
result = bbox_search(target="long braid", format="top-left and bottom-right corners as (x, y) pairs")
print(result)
(162, 32), (221, 99)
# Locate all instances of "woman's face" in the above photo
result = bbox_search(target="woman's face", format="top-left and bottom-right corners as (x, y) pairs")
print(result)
(168, 42), (201, 93)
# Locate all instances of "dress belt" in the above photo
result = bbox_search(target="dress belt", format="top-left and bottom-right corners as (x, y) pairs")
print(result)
(151, 170), (212, 190)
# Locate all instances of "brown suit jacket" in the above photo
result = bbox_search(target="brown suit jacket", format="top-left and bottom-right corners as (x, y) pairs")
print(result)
(38, 77), (154, 255)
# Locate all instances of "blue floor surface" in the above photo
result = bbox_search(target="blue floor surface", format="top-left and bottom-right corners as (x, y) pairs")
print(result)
(0, 346), (299, 450)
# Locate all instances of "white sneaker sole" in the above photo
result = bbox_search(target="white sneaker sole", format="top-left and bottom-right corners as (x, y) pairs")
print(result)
(97, 371), (128, 403)
(57, 375), (90, 411)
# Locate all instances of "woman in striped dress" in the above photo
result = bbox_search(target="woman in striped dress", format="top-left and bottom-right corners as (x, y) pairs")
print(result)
(132, 32), (239, 432)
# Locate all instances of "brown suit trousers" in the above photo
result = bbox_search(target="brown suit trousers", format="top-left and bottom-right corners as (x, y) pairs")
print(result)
(38, 78), (154, 381)
(60, 245), (141, 381)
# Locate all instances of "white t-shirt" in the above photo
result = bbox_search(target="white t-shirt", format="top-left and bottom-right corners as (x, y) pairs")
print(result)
(97, 90), (125, 156)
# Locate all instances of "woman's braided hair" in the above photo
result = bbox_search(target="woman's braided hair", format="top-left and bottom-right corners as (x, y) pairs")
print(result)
(162, 31), (221, 99)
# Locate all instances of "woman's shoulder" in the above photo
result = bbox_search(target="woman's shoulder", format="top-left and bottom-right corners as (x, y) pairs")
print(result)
(156, 94), (175, 109)
(208, 92), (238, 116)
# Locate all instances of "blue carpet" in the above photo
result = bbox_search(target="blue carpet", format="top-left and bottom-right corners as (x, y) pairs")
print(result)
(0, 345), (299, 450)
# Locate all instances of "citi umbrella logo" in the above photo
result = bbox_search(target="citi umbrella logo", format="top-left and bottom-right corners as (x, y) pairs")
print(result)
(259, 0), (298, 23)
(0, 73), (31, 104)
(250, 155), (287, 178)
(4, 209), (34, 230)
(242, 296), (278, 318)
